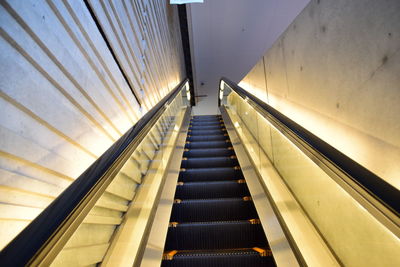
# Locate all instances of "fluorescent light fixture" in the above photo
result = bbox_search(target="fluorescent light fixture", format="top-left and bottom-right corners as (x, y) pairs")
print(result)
(219, 90), (224, 100)
(185, 81), (190, 102)
(220, 80), (225, 90)
(170, 0), (203, 4)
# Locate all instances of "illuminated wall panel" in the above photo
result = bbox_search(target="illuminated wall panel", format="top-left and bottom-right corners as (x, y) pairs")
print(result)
(0, 0), (185, 249)
(239, 0), (400, 189)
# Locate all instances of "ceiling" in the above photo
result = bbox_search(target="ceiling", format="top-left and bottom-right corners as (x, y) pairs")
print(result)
(186, 0), (310, 115)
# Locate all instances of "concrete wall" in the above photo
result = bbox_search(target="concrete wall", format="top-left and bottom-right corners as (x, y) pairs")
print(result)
(239, 0), (400, 190)
(187, 0), (309, 115)
(0, 0), (185, 249)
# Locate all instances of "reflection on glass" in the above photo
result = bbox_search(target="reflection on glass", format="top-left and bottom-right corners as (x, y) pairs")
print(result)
(51, 89), (188, 266)
(220, 84), (400, 267)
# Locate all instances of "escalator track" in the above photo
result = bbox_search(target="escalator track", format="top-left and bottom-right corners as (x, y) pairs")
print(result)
(161, 115), (276, 267)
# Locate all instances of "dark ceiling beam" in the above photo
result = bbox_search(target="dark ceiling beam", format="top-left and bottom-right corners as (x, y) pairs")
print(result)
(177, 4), (196, 106)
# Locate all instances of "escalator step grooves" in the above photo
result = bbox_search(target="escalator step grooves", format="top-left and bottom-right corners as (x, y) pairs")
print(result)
(170, 198), (258, 222)
(185, 141), (231, 149)
(165, 221), (267, 250)
(161, 250), (275, 267)
(175, 181), (249, 199)
(187, 135), (227, 142)
(162, 115), (276, 267)
(189, 130), (226, 136)
(178, 167), (243, 182)
(181, 157), (239, 168)
(183, 148), (234, 158)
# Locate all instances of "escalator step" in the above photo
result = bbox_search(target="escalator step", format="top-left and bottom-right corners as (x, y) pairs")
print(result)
(189, 130), (226, 136)
(162, 115), (275, 266)
(189, 125), (224, 131)
(175, 181), (249, 199)
(185, 141), (230, 149)
(190, 121), (222, 126)
(161, 250), (275, 267)
(192, 115), (220, 118)
(178, 167), (243, 182)
(183, 148), (234, 158)
(187, 135), (227, 142)
(170, 198), (258, 222)
(164, 221), (267, 250)
(181, 157), (238, 169)
(190, 117), (221, 122)
(189, 119), (223, 126)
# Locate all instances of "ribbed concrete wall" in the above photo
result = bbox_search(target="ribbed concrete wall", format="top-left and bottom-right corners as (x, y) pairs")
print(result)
(240, 0), (400, 190)
(0, 0), (185, 250)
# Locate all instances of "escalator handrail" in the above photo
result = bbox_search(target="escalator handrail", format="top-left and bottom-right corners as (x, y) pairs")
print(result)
(219, 77), (400, 217)
(0, 78), (189, 266)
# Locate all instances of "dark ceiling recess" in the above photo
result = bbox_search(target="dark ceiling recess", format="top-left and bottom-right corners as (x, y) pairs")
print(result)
(177, 4), (196, 106)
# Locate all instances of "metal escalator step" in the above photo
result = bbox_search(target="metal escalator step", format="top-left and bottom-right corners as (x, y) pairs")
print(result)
(181, 157), (238, 169)
(178, 167), (243, 182)
(189, 121), (224, 128)
(190, 120), (223, 125)
(191, 116), (221, 121)
(164, 220), (267, 251)
(192, 115), (220, 118)
(189, 129), (226, 136)
(175, 181), (249, 199)
(190, 118), (222, 123)
(170, 198), (258, 222)
(186, 135), (227, 142)
(185, 140), (231, 149)
(161, 249), (275, 267)
(189, 125), (224, 131)
(161, 115), (275, 266)
(183, 148), (234, 158)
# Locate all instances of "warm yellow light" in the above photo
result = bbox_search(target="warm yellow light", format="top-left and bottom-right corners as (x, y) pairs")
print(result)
(185, 82), (191, 101)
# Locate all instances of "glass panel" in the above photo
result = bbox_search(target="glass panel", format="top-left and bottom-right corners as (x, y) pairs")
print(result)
(220, 85), (400, 267)
(51, 87), (188, 266)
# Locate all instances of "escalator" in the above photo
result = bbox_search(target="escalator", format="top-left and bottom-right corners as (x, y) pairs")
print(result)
(1, 78), (398, 267)
(161, 115), (276, 267)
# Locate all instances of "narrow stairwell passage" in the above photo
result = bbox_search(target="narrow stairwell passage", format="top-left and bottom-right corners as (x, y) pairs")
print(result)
(161, 115), (276, 267)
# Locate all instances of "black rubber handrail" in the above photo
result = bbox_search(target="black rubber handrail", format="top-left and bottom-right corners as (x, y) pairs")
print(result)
(219, 77), (400, 216)
(0, 78), (189, 266)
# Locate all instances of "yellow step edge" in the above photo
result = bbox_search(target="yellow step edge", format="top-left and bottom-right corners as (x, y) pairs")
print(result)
(252, 247), (272, 257)
(248, 218), (261, 224)
(169, 222), (179, 227)
(162, 250), (178, 260)
(243, 196), (252, 201)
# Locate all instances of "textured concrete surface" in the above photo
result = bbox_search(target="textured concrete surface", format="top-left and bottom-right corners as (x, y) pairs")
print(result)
(0, 0), (185, 251)
(240, 0), (400, 190)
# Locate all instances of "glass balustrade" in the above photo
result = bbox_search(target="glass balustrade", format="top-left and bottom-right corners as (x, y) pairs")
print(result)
(50, 88), (188, 266)
(219, 81), (400, 267)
